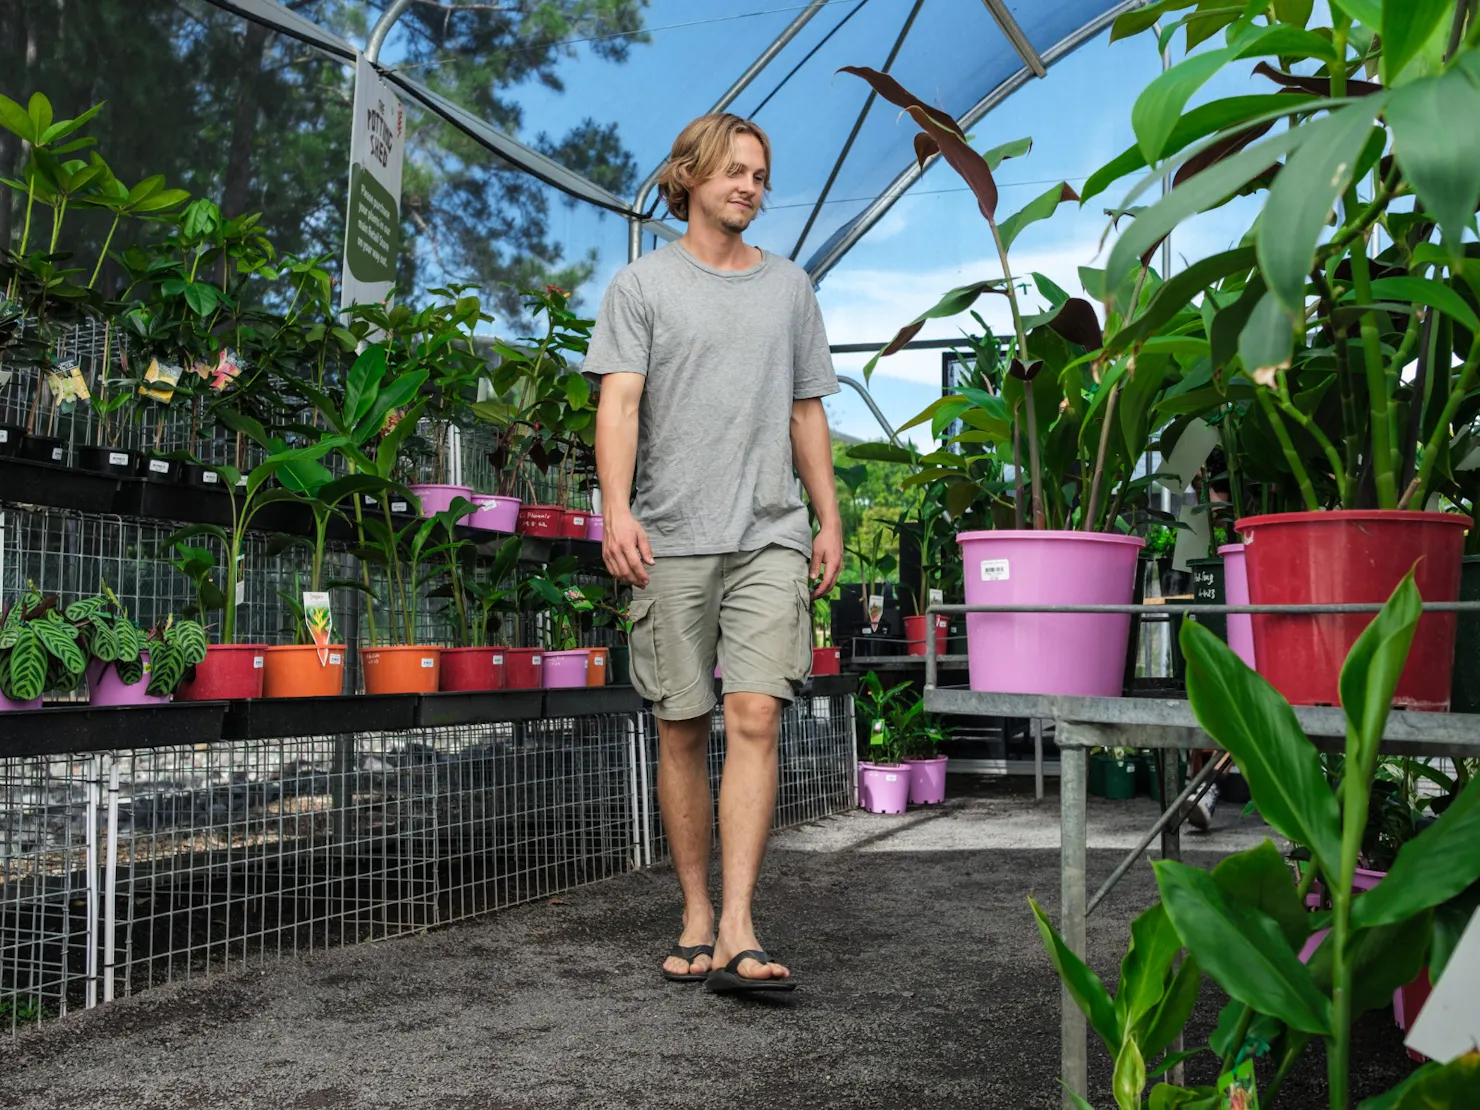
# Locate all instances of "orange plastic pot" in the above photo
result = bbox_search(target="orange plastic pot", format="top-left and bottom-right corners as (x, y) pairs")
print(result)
(360, 646), (442, 695)
(586, 647), (609, 686)
(262, 644), (346, 698)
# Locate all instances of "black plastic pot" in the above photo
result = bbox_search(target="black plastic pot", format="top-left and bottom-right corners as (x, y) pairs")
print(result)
(17, 434), (66, 464)
(0, 424), (23, 457)
(1449, 556), (1480, 713)
(180, 461), (227, 491)
(136, 452), (179, 482)
(76, 445), (136, 476)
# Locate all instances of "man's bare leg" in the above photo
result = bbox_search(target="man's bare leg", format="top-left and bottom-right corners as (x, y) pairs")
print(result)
(711, 692), (790, 981)
(657, 713), (715, 976)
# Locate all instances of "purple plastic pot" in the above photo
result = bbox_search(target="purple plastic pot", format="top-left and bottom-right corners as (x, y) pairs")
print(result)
(859, 762), (910, 814)
(0, 692), (42, 711)
(957, 529), (1144, 696)
(408, 483), (473, 518)
(88, 653), (169, 707)
(461, 494), (520, 532)
(905, 756), (948, 805)
(1218, 542), (1256, 668)
(541, 648), (589, 689)
(586, 515), (605, 542)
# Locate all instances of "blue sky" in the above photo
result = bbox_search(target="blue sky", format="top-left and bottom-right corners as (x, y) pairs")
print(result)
(382, 1), (1297, 446)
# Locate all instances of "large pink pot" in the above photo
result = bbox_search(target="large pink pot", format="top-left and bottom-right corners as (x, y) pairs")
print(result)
(858, 762), (910, 814)
(462, 494), (520, 533)
(408, 483), (473, 518)
(1218, 542), (1256, 668)
(88, 654), (169, 707)
(957, 530), (1145, 696)
(905, 756), (948, 806)
(586, 515), (605, 542)
(541, 649), (589, 689)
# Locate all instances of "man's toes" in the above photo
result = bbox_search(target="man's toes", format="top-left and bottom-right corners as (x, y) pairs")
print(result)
(664, 957), (688, 975)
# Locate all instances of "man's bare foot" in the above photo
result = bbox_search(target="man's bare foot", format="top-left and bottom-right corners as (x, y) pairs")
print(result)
(662, 905), (715, 977)
(712, 928), (789, 981)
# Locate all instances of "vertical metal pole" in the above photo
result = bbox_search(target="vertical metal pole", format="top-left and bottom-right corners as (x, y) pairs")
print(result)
(103, 754), (119, 1003)
(85, 754), (99, 1010)
(1160, 746), (1184, 1086)
(1058, 724), (1089, 1106)
(1156, 23), (1173, 280)
(1033, 718), (1044, 802)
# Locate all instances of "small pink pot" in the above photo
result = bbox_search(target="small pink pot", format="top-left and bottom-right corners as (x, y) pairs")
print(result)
(905, 756), (948, 805)
(462, 494), (521, 533)
(88, 654), (169, 707)
(541, 648), (589, 688)
(586, 515), (605, 542)
(858, 762), (910, 814)
(408, 483), (473, 518)
(0, 692), (42, 711)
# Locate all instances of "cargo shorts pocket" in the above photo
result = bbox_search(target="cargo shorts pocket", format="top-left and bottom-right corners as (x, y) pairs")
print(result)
(628, 597), (663, 702)
(789, 580), (814, 685)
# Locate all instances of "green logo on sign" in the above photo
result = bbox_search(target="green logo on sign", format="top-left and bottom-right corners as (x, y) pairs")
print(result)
(346, 163), (401, 284)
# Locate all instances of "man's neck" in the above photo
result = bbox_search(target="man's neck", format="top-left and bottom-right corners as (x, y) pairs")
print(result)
(679, 223), (760, 272)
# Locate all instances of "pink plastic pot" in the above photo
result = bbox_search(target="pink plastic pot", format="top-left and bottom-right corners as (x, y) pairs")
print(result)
(88, 653), (169, 707)
(461, 494), (520, 533)
(586, 515), (605, 542)
(957, 530), (1145, 696)
(0, 692), (42, 711)
(906, 756), (947, 805)
(541, 648), (589, 688)
(1218, 542), (1256, 668)
(408, 483), (473, 518)
(859, 762), (910, 814)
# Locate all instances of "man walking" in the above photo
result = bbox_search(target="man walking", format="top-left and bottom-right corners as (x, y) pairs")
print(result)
(588, 113), (843, 994)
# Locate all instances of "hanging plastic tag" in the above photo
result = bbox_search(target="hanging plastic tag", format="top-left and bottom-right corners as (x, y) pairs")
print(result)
(1217, 1058), (1260, 1109)
(867, 594), (884, 632)
(302, 591), (332, 665)
(139, 357), (183, 404)
(234, 554), (246, 606)
(564, 586), (594, 613)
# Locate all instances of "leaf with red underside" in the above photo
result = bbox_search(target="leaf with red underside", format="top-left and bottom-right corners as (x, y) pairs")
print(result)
(905, 105), (999, 221)
(837, 66), (959, 134)
(1008, 359), (1043, 382)
(1047, 299), (1104, 352)
(862, 279), (1009, 382)
(913, 133), (938, 169)
(1253, 61), (1383, 98)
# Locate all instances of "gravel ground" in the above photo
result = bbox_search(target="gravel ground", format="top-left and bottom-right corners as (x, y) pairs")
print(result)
(0, 781), (1416, 1109)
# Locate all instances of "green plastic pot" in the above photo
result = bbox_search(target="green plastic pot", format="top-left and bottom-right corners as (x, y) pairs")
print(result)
(610, 644), (631, 686)
(1090, 753), (1137, 800)
(1449, 556), (1480, 713)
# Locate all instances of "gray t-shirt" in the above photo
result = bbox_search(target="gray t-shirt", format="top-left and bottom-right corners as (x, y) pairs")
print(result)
(584, 242), (839, 559)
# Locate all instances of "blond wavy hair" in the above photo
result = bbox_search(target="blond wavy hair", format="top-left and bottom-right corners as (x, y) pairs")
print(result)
(656, 113), (772, 222)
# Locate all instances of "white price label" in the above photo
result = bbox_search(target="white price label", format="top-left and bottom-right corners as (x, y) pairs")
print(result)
(0, 430), (7, 443)
(252, 655), (264, 669)
(884, 774), (899, 783)
(928, 588), (944, 607)
(492, 654), (503, 665)
(51, 446), (63, 461)
(329, 653), (343, 665)
(391, 500), (408, 513)
(532, 655), (542, 666)
(236, 579), (246, 606)
(109, 452), (129, 466)
(980, 559), (1010, 582)
(420, 657), (434, 669)
(572, 516), (585, 526)
(149, 458), (170, 474)
(593, 655), (604, 666)
(202, 470), (219, 484)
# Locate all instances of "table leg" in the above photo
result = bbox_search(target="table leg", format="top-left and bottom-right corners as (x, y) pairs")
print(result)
(1058, 726), (1089, 1106)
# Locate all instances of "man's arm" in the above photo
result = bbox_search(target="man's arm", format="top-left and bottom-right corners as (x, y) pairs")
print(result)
(791, 397), (843, 598)
(595, 372), (654, 586)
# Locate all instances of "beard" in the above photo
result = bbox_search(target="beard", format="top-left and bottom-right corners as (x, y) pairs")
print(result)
(698, 196), (755, 233)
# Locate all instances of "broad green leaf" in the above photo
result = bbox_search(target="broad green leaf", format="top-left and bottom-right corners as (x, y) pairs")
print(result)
(1033, 271), (1072, 307)
(1339, 572), (1421, 779)
(1365, 277), (1480, 334)
(27, 92), (52, 140)
(0, 95), (33, 142)
(1149, 1085), (1220, 1110)
(172, 621), (208, 666)
(1257, 95), (1388, 313)
(1132, 49), (1236, 164)
(1329, 0), (1380, 29)
(983, 136), (1032, 171)
(1111, 0), (1196, 43)
(182, 282), (218, 318)
(1308, 911), (1430, 1018)
(1107, 128), (1307, 309)
(1181, 620), (1341, 874)
(562, 372), (589, 410)
(1273, 0), (1313, 28)
(1116, 903), (1182, 1036)
(32, 614), (84, 678)
(1141, 955), (1202, 1060)
(1381, 0), (1452, 86)
(1211, 840), (1308, 950)
(845, 442), (915, 464)
(1113, 1032), (1146, 1110)
(1388, 70), (1480, 262)
(1210, 998), (1284, 1061)
(862, 280), (1007, 382)
(6, 628), (47, 700)
(145, 640), (186, 697)
(998, 182), (1077, 252)
(1356, 1054), (1480, 1110)
(1352, 773), (1480, 929)
(1030, 897), (1121, 1052)
(1238, 290), (1295, 380)
(1155, 859), (1331, 1034)
(1107, 246), (1256, 356)
(344, 343), (388, 429)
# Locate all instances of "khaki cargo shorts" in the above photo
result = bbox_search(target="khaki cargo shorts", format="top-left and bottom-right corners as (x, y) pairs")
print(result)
(627, 545), (813, 721)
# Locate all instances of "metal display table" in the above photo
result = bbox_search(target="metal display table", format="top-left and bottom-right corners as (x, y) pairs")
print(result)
(922, 602), (1480, 1106)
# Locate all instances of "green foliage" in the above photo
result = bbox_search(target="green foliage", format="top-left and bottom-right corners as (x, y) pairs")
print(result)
(0, 584), (86, 701)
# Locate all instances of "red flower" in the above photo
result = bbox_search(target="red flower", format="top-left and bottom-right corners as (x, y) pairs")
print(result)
(545, 284), (569, 299)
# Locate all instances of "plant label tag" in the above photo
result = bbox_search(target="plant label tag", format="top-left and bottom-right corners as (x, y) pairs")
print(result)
(532, 655), (542, 666)
(202, 470), (219, 484)
(46, 358), (89, 410)
(252, 655), (264, 669)
(1406, 907), (1480, 1063)
(420, 657), (434, 669)
(234, 553), (246, 607)
(391, 500), (408, 513)
(884, 774), (898, 783)
(867, 594), (884, 632)
(492, 654), (503, 665)
(139, 357), (183, 404)
(0, 430), (7, 444)
(364, 495), (376, 507)
(870, 721), (886, 748)
(980, 559), (1009, 582)
(50, 446), (63, 461)
(149, 458), (170, 474)
(572, 516), (585, 527)
(0, 371), (10, 391)
(302, 591), (333, 665)
(1217, 1058), (1259, 1109)
(109, 452), (128, 466)
(328, 652), (343, 665)
(564, 586), (594, 612)
(593, 655), (604, 667)
(928, 588), (944, 608)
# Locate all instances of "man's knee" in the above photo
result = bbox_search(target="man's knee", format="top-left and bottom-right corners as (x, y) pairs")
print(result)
(724, 693), (782, 745)
(658, 714), (711, 754)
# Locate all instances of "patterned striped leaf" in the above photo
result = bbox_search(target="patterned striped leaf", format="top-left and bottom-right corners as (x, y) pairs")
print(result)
(33, 612), (84, 677)
(64, 596), (105, 622)
(171, 620), (208, 667)
(145, 641), (185, 697)
(114, 620), (143, 663)
(114, 656), (144, 687)
(6, 627), (48, 701)
(87, 616), (119, 662)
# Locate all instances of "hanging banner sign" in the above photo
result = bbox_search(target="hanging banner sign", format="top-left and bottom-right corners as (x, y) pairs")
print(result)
(340, 54), (405, 315)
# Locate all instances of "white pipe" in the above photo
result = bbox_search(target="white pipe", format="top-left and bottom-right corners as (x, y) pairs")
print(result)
(85, 755), (99, 1009)
(103, 755), (119, 1003)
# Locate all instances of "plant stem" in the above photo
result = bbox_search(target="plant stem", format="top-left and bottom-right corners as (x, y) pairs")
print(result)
(1399, 333), (1480, 508)
(1085, 377), (1121, 531)
(988, 218), (1043, 528)
(89, 214), (121, 290)
(1220, 1005), (1254, 1073)
(1312, 269), (1361, 504)
(1225, 408), (1245, 520)
(1257, 389), (1320, 510)
(1274, 374), (1347, 505)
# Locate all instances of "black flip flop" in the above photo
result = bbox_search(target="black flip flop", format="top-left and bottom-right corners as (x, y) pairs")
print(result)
(703, 950), (798, 994)
(661, 943), (714, 983)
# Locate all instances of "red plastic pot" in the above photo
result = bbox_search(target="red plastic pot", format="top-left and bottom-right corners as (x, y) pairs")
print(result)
(504, 647), (543, 689)
(517, 505), (563, 538)
(811, 646), (840, 675)
(904, 614), (948, 658)
(1238, 511), (1469, 710)
(177, 644), (267, 701)
(560, 509), (590, 539)
(439, 646), (507, 692)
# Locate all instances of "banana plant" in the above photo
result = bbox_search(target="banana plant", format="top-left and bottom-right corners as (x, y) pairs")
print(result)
(0, 584), (87, 701)
(1035, 571), (1480, 1109)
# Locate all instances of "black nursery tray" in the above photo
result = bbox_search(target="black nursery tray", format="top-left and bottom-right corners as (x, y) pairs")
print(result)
(415, 689), (545, 728)
(0, 457), (128, 516)
(542, 685), (643, 716)
(220, 693), (417, 740)
(0, 701), (227, 757)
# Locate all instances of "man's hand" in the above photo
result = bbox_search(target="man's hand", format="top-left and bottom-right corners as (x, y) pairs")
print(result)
(603, 511), (655, 587)
(810, 517), (843, 599)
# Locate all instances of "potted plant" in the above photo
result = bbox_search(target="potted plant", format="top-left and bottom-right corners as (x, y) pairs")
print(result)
(470, 284), (595, 538)
(523, 556), (596, 689)
(71, 584), (206, 706)
(854, 671), (913, 815)
(811, 593), (841, 676)
(901, 702), (949, 807)
(0, 584), (87, 710)
(1094, 6), (1479, 710)
(436, 515), (524, 693)
(593, 597), (633, 686)
(356, 505), (460, 696)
